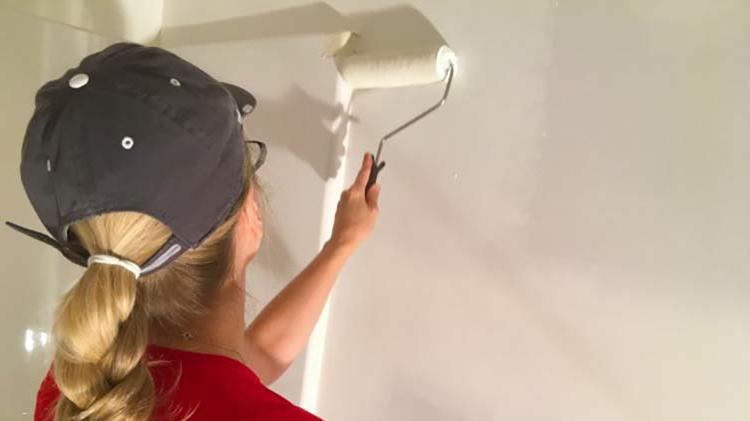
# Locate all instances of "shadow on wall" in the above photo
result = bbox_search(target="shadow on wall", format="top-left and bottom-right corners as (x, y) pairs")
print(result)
(240, 86), (352, 283)
(159, 2), (447, 182)
(244, 87), (356, 306)
(250, 85), (351, 180)
(158, 2), (448, 284)
(159, 2), (447, 54)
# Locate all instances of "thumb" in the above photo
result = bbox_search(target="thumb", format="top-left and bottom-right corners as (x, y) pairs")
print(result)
(366, 183), (381, 210)
(352, 153), (373, 193)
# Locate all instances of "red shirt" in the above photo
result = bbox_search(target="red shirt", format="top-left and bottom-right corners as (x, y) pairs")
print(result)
(35, 345), (322, 421)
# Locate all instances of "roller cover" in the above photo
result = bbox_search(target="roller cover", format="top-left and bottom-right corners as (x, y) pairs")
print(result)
(335, 45), (456, 89)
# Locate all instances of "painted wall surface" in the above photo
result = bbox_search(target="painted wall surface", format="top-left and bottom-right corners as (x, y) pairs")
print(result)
(319, 2), (750, 421)
(165, 1), (750, 420)
(321, 2), (750, 420)
(1, 1), (749, 420)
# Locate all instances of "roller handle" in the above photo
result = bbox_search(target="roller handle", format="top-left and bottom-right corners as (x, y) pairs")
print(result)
(366, 154), (386, 192)
(363, 64), (455, 194)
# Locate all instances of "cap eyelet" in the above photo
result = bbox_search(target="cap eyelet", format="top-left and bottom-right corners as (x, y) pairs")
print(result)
(46, 159), (52, 172)
(170, 78), (181, 87)
(121, 136), (134, 150)
(68, 73), (89, 89)
(242, 103), (254, 114)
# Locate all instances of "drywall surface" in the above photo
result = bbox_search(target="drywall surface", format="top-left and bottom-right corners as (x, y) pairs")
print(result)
(321, 2), (750, 421)
(166, 0), (750, 420)
(0, 8), (113, 417)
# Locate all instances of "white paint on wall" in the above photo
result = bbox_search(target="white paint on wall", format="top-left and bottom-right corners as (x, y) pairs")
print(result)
(314, 2), (750, 421)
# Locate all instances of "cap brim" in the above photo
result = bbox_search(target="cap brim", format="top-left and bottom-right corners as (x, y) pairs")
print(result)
(221, 82), (256, 116)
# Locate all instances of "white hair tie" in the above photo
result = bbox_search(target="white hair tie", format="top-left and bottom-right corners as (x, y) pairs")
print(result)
(87, 254), (142, 279)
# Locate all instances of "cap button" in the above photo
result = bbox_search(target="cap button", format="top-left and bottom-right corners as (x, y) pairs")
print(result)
(68, 73), (89, 89)
(121, 136), (134, 150)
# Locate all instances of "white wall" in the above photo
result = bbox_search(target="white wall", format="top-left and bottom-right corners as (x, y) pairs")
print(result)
(164, 1), (750, 420)
(318, 2), (750, 420)
(2, 1), (749, 420)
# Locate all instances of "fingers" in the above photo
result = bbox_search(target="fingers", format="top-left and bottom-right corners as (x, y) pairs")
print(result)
(366, 183), (381, 210)
(351, 153), (373, 193)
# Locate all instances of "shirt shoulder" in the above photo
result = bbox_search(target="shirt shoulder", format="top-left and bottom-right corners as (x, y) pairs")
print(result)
(35, 346), (322, 421)
(34, 368), (57, 421)
(149, 345), (322, 421)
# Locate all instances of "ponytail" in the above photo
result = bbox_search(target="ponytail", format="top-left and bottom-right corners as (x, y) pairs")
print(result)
(52, 212), (170, 420)
(50, 144), (256, 420)
(54, 263), (152, 419)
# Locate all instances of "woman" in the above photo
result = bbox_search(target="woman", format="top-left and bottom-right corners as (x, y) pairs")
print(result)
(10, 43), (381, 420)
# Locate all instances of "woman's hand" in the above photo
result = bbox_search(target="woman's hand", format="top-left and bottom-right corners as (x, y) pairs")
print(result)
(329, 153), (382, 253)
(244, 154), (382, 383)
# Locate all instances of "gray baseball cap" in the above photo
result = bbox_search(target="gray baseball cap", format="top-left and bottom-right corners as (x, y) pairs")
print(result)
(6, 42), (257, 276)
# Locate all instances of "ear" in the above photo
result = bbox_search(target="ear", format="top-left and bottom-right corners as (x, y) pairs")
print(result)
(239, 186), (263, 235)
(238, 185), (253, 221)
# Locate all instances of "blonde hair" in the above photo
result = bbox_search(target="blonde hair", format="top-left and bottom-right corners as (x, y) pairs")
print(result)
(50, 150), (257, 420)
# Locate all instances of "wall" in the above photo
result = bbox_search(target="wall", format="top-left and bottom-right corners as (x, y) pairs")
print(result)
(164, 1), (750, 420)
(1, 1), (749, 420)
(318, 2), (750, 420)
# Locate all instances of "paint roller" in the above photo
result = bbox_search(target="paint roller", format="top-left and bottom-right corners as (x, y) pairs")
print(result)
(327, 32), (457, 190)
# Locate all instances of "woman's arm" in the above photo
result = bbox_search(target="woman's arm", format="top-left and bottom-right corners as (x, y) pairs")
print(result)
(244, 154), (381, 384)
(244, 240), (352, 384)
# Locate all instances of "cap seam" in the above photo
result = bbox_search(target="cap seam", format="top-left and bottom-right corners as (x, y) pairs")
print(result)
(81, 77), (235, 149)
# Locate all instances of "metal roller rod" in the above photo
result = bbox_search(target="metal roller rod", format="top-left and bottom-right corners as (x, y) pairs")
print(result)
(366, 64), (455, 190)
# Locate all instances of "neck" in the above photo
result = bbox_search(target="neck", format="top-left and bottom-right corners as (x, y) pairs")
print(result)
(150, 275), (247, 361)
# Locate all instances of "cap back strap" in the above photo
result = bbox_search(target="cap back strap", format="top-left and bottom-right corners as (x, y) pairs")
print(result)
(5, 221), (189, 276)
